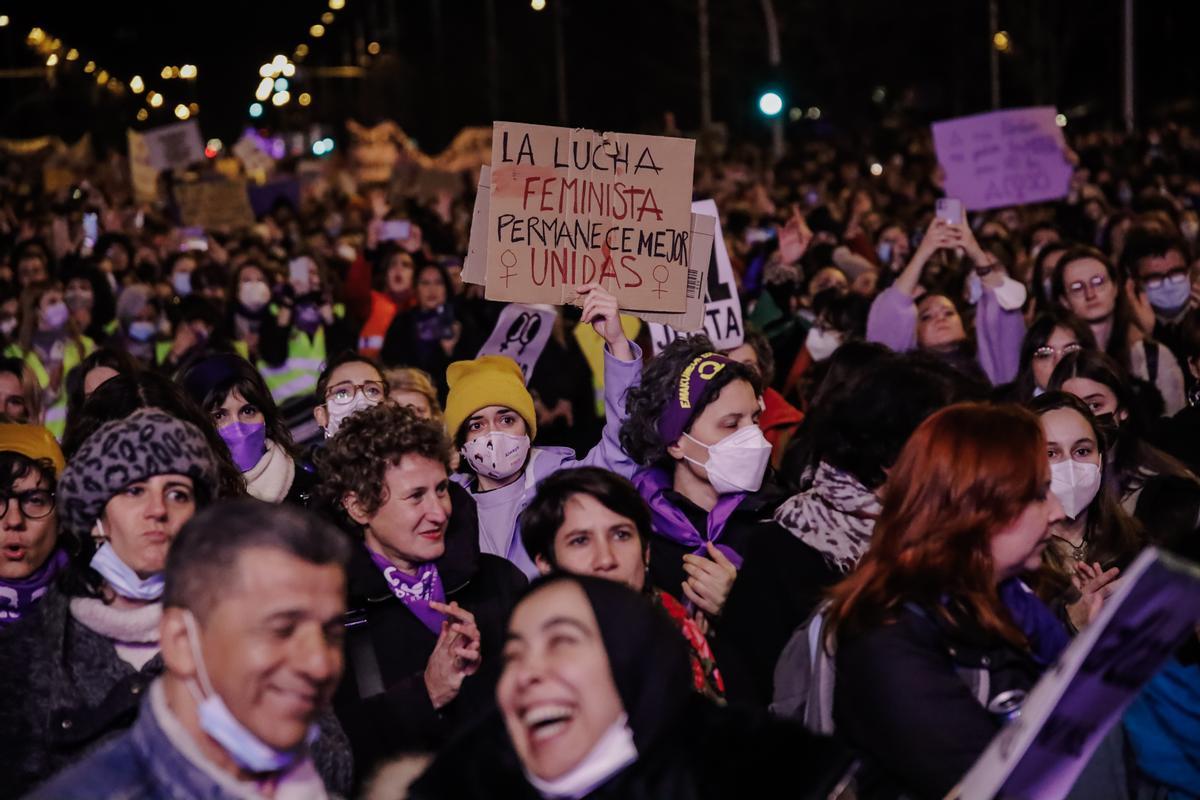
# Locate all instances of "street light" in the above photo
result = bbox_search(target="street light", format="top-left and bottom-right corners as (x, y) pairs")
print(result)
(249, 102), (264, 118)
(174, 104), (190, 120)
(758, 91), (783, 117)
(531, 0), (546, 10)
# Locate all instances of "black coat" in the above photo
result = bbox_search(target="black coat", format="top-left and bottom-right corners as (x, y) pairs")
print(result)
(644, 486), (791, 705)
(0, 588), (352, 799)
(833, 605), (1044, 800)
(409, 697), (855, 800)
(333, 482), (527, 780)
(717, 527), (841, 708)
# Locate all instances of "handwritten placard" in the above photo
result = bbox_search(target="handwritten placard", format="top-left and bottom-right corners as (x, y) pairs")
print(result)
(140, 120), (205, 172)
(476, 303), (558, 383)
(956, 548), (1200, 800)
(176, 179), (256, 230)
(486, 122), (696, 313)
(648, 199), (742, 351)
(932, 107), (1072, 211)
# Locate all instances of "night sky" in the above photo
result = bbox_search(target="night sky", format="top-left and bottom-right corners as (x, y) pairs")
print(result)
(5, 1), (1200, 154)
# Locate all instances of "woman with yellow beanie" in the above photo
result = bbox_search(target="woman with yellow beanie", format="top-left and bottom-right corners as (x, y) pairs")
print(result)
(444, 284), (641, 577)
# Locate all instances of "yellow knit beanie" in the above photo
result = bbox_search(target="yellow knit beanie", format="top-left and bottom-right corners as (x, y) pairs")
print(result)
(444, 355), (537, 441)
(0, 424), (66, 476)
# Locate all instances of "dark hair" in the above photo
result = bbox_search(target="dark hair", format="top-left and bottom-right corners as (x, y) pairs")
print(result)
(1027, 391), (1144, 573)
(1030, 241), (1070, 313)
(1051, 245), (1137, 370)
(182, 355), (297, 458)
(812, 289), (870, 338)
(315, 349), (387, 405)
(1135, 476), (1200, 562)
(164, 498), (351, 621)
(58, 257), (117, 338)
(619, 335), (761, 467)
(810, 353), (974, 489)
(64, 347), (139, 436)
(1049, 349), (1197, 500)
(314, 403), (451, 531)
(1011, 312), (1099, 402)
(62, 371), (246, 498)
(519, 467), (652, 568)
(733, 329), (776, 386)
(1120, 226), (1189, 281)
(414, 262), (453, 305)
(0, 450), (56, 495)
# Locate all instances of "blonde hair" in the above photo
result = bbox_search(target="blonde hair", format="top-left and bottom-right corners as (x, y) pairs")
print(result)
(384, 367), (443, 423)
(0, 357), (45, 424)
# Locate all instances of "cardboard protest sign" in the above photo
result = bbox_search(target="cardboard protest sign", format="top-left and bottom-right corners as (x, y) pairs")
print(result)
(476, 303), (558, 383)
(932, 107), (1073, 211)
(127, 129), (160, 204)
(647, 199), (743, 352)
(463, 165), (491, 286)
(140, 120), (205, 172)
(956, 548), (1200, 800)
(485, 121), (696, 313)
(232, 135), (276, 181)
(175, 180), (256, 230)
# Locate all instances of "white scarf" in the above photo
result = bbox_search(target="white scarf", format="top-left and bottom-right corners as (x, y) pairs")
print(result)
(525, 713), (637, 799)
(244, 440), (295, 504)
(70, 596), (162, 670)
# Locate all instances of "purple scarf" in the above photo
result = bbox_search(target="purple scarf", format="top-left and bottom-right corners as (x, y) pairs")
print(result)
(366, 547), (447, 635)
(632, 466), (746, 568)
(0, 548), (67, 627)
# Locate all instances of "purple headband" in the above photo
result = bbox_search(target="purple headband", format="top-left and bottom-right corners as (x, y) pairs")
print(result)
(657, 352), (736, 445)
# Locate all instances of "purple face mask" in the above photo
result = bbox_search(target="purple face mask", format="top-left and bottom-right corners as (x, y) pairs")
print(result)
(219, 421), (267, 472)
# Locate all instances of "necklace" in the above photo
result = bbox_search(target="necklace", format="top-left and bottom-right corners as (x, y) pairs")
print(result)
(1050, 531), (1087, 562)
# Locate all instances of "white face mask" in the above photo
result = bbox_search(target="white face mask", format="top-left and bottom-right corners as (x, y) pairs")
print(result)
(323, 392), (379, 438)
(684, 425), (772, 495)
(462, 431), (530, 481)
(805, 326), (843, 362)
(1050, 459), (1102, 520)
(238, 280), (271, 312)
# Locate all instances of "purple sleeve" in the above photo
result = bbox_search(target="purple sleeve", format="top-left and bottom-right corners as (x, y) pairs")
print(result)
(974, 287), (1026, 385)
(867, 287), (918, 353)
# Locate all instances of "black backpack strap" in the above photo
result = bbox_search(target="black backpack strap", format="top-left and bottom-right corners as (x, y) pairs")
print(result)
(1144, 340), (1159, 384)
(344, 608), (385, 700)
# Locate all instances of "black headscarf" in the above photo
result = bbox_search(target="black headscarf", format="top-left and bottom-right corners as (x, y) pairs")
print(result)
(539, 573), (693, 752)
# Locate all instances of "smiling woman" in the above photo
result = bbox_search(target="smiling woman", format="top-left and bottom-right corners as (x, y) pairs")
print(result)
(315, 401), (527, 787)
(409, 574), (850, 800)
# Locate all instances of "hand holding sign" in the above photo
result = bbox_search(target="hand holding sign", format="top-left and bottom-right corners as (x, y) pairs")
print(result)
(578, 283), (633, 362)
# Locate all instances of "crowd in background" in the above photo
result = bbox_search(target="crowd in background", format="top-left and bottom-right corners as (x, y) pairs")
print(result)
(0, 118), (1198, 800)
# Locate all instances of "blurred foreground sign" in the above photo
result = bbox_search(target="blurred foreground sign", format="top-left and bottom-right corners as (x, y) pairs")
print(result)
(956, 548), (1200, 800)
(932, 107), (1072, 211)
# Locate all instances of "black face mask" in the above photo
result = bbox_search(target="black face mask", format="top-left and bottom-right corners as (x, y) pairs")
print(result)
(1092, 412), (1121, 451)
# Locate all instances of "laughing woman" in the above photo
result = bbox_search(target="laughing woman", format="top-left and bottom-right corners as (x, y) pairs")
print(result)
(409, 574), (850, 800)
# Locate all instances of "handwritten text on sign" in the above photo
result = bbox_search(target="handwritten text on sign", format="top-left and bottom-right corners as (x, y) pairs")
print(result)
(932, 107), (1072, 212)
(486, 122), (696, 312)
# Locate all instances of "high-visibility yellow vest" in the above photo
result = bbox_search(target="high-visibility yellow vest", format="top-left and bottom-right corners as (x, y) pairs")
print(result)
(5, 336), (95, 440)
(257, 317), (336, 405)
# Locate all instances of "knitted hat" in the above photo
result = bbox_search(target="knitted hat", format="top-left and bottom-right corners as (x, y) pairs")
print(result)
(444, 355), (537, 441)
(0, 424), (65, 476)
(58, 408), (220, 537)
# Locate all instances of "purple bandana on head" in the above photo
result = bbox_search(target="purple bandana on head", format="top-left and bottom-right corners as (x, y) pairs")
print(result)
(0, 548), (67, 627)
(366, 547), (447, 635)
(632, 466), (745, 568)
(657, 352), (737, 446)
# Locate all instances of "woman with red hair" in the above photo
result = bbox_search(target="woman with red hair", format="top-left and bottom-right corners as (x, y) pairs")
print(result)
(826, 403), (1070, 799)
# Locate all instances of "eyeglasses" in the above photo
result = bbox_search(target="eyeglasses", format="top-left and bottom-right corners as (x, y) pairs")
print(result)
(1066, 274), (1109, 296)
(325, 380), (387, 407)
(0, 489), (55, 520)
(1033, 343), (1082, 361)
(1142, 269), (1189, 290)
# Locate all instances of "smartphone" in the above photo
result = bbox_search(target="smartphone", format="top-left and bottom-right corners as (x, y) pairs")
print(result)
(936, 198), (964, 224)
(180, 226), (208, 252)
(379, 220), (412, 242)
(82, 212), (98, 254)
(288, 257), (313, 294)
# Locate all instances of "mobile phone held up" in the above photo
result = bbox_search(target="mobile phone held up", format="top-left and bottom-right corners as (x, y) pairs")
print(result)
(936, 197), (964, 225)
(379, 220), (412, 243)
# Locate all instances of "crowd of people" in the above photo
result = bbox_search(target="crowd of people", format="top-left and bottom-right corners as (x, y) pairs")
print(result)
(0, 117), (1198, 800)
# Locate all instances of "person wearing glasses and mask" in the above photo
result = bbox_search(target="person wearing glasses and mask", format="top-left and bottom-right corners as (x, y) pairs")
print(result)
(181, 354), (317, 507)
(1121, 226), (1197, 367)
(313, 351), (391, 441)
(0, 424), (66, 628)
(1051, 245), (1186, 415)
